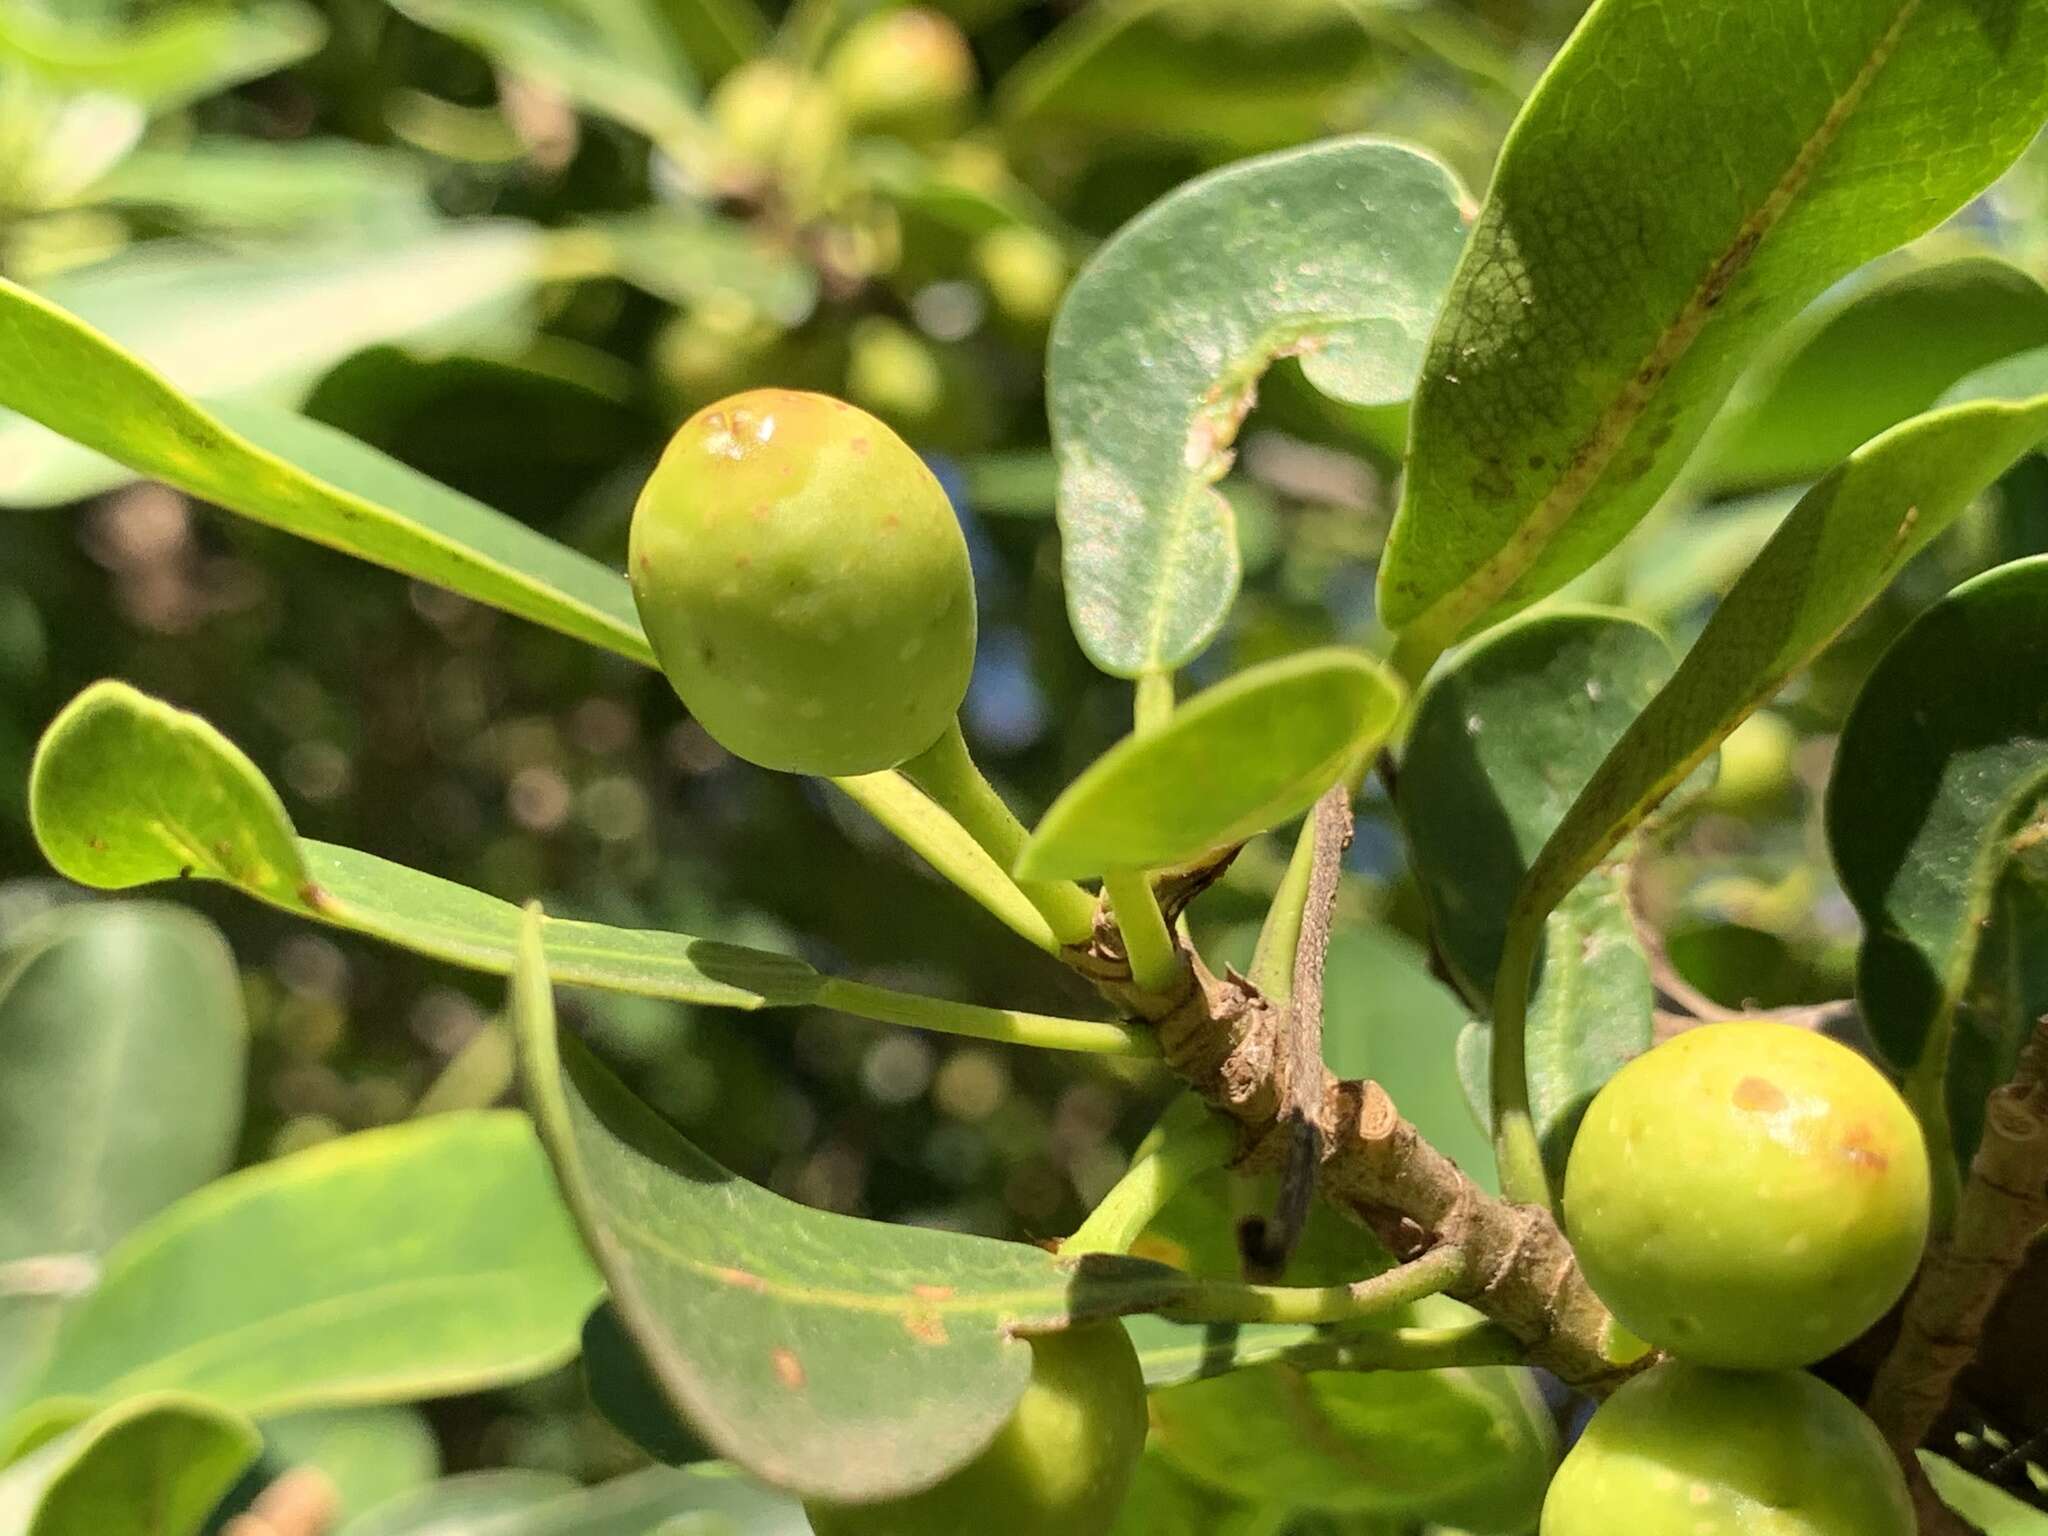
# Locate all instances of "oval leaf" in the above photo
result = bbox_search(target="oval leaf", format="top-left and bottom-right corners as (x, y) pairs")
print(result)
(0, 904), (247, 1413)
(29, 680), (817, 1011)
(0, 1394), (258, 1536)
(0, 1), (323, 113)
(1379, 0), (2048, 658)
(1015, 649), (1403, 880)
(343, 1465), (808, 1536)
(507, 910), (1179, 1501)
(1511, 364), (2048, 962)
(1827, 554), (2048, 1169)
(26, 1112), (600, 1414)
(0, 275), (650, 664)
(1049, 137), (1467, 676)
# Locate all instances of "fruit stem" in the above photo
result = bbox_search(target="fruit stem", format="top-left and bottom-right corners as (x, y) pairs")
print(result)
(900, 720), (1098, 947)
(814, 977), (1156, 1057)
(829, 770), (1066, 954)
(1103, 868), (1182, 994)
(1063, 1094), (1233, 1256)
(1490, 906), (1556, 1213)
(1153, 1243), (1468, 1326)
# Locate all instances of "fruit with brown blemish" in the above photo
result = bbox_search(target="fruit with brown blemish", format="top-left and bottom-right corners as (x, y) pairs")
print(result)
(803, 1323), (1146, 1536)
(629, 389), (976, 777)
(1540, 1360), (1911, 1536)
(1562, 1021), (1930, 1370)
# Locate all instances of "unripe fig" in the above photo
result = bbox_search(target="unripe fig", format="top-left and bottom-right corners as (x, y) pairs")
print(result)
(975, 226), (1068, 328)
(629, 389), (975, 776)
(847, 316), (944, 427)
(805, 1323), (1147, 1536)
(1703, 709), (1798, 811)
(1540, 1361), (1911, 1536)
(825, 8), (975, 142)
(1563, 1021), (1930, 1370)
(709, 59), (845, 204)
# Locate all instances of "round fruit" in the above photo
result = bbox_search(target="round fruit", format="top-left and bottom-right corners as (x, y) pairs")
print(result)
(805, 1323), (1148, 1536)
(1563, 1021), (1930, 1370)
(629, 389), (975, 776)
(1540, 1360), (1911, 1536)
(708, 59), (845, 204)
(825, 8), (975, 141)
(976, 227), (1068, 328)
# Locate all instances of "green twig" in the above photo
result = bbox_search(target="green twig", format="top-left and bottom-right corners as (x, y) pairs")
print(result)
(1490, 908), (1554, 1212)
(1151, 1244), (1467, 1326)
(830, 770), (1064, 954)
(815, 976), (1156, 1058)
(1103, 867), (1182, 994)
(900, 720), (1098, 947)
(1065, 1094), (1233, 1256)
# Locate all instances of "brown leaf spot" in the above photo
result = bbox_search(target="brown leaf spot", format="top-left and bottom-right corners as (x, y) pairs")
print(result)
(299, 882), (334, 913)
(903, 1309), (948, 1345)
(86, 836), (107, 853)
(772, 1347), (806, 1389)
(712, 1265), (768, 1293)
(1732, 1076), (1787, 1114)
(911, 1283), (955, 1301)
(1840, 1124), (1889, 1172)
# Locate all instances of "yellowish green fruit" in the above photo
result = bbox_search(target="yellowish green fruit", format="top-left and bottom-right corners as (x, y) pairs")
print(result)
(804, 1323), (1147, 1536)
(1540, 1361), (1911, 1536)
(976, 226), (1068, 328)
(629, 389), (975, 776)
(847, 316), (945, 427)
(1563, 1021), (1930, 1370)
(825, 8), (975, 141)
(1705, 709), (1798, 811)
(709, 59), (845, 205)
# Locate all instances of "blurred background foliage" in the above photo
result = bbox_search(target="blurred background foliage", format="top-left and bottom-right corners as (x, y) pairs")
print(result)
(0, 0), (2044, 1505)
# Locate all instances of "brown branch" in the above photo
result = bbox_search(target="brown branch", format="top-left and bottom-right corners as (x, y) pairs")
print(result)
(1868, 1014), (2048, 1472)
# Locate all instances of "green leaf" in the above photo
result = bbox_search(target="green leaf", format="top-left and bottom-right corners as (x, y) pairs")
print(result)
(0, 229), (549, 505)
(594, 210), (818, 326)
(1047, 137), (1467, 676)
(26, 1112), (600, 1414)
(1920, 1453), (2048, 1536)
(28, 682), (813, 1009)
(1378, 0), (2048, 659)
(258, 1407), (440, 1526)
(1014, 649), (1404, 880)
(0, 903), (247, 1413)
(0, 1395), (258, 1536)
(385, 0), (702, 149)
(1397, 611), (1666, 1179)
(507, 909), (1179, 1500)
(0, 273), (649, 659)
(87, 139), (436, 235)
(581, 1303), (704, 1466)
(1693, 252), (2048, 495)
(0, 1), (323, 113)
(1511, 363), (2048, 973)
(343, 1465), (809, 1536)
(1827, 554), (2048, 1173)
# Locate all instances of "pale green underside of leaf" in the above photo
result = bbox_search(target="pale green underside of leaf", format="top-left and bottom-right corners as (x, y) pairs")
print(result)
(341, 1464), (810, 1536)
(507, 915), (1181, 1502)
(28, 680), (818, 1010)
(1016, 648), (1404, 879)
(1515, 368), (2048, 945)
(1379, 0), (2048, 655)
(0, 904), (247, 1416)
(26, 1113), (600, 1415)
(0, 1), (324, 114)
(260, 1405), (441, 1526)
(1049, 136), (1467, 675)
(1826, 553), (2048, 1159)
(0, 1394), (259, 1536)
(1921, 1452), (2048, 1535)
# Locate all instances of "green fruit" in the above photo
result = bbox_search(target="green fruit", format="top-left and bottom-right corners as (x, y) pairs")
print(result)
(847, 316), (945, 427)
(976, 226), (1068, 328)
(1704, 709), (1798, 811)
(1563, 1021), (1930, 1370)
(629, 389), (975, 776)
(1540, 1361), (1912, 1536)
(805, 1324), (1148, 1536)
(709, 59), (846, 205)
(825, 8), (975, 141)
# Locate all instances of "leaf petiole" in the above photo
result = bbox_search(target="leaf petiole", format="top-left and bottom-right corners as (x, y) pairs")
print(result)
(1149, 1244), (1467, 1327)
(1102, 868), (1182, 995)
(814, 976), (1155, 1058)
(1063, 1094), (1232, 1256)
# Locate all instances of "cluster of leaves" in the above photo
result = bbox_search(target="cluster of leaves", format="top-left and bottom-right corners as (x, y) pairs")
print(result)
(2, 0), (2048, 1531)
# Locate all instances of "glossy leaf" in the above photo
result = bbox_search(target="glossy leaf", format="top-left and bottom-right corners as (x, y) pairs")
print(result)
(0, 1394), (258, 1536)
(258, 1407), (440, 1525)
(1920, 1453), (2048, 1535)
(1048, 138), (1467, 675)
(0, 275), (647, 658)
(343, 1466), (808, 1536)
(30, 681), (809, 1009)
(385, 0), (702, 148)
(1827, 555), (2048, 1170)
(1398, 611), (1667, 1177)
(0, 2), (323, 113)
(507, 910), (1179, 1500)
(1014, 649), (1404, 880)
(0, 903), (247, 1414)
(581, 1303), (703, 1466)
(1511, 363), (2048, 964)
(1694, 252), (2048, 494)
(25, 1112), (599, 1414)
(0, 229), (545, 505)
(1379, 0), (2048, 658)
